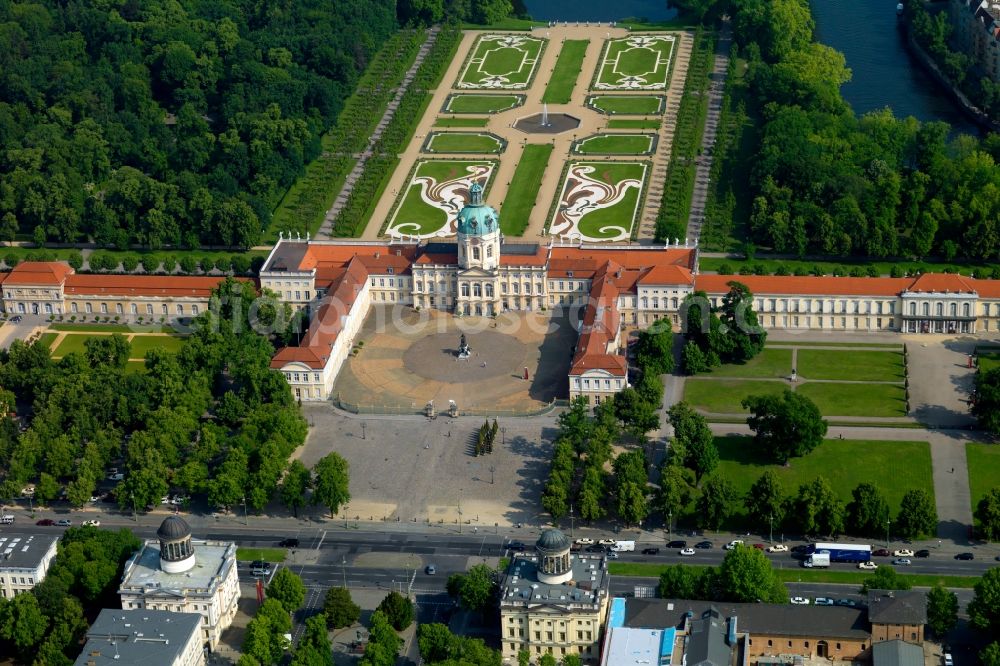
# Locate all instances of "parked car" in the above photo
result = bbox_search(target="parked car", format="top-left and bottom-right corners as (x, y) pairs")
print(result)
(789, 597), (810, 605)
(250, 560), (271, 576)
(575, 538), (595, 545)
(944, 654), (954, 666)
(814, 597), (834, 606)
(56, 519), (71, 527)
(599, 538), (617, 546)
(752, 543), (766, 550)
(425, 564), (436, 575)
(892, 558), (912, 566)
(641, 547), (660, 555)
(82, 519), (100, 527)
(858, 561), (878, 570)
(606, 551), (619, 559)
(679, 548), (696, 556)
(107, 473), (124, 481)
(892, 549), (914, 557)
(915, 549), (931, 558)
(667, 540), (687, 549)
(724, 540), (744, 550)
(508, 541), (526, 552)
(10, 315), (21, 323)
(695, 541), (713, 549)
(278, 538), (300, 548)
(834, 599), (858, 607)
(791, 545), (810, 554)
(585, 545), (606, 553)
(88, 495), (101, 503)
(873, 548), (891, 557)
(955, 552), (975, 560)
(766, 544), (789, 553)
(35, 519), (54, 526)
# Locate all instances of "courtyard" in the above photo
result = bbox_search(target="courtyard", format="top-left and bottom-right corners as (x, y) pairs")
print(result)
(332, 307), (578, 414)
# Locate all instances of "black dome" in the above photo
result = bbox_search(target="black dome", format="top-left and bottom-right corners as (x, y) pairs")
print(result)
(536, 528), (571, 552)
(157, 516), (192, 541)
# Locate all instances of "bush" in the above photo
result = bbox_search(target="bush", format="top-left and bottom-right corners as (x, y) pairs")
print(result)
(376, 591), (414, 631)
(162, 255), (177, 273)
(4, 252), (18, 268)
(121, 254), (140, 272)
(752, 263), (768, 275)
(178, 256), (197, 274)
(199, 257), (214, 273)
(775, 264), (789, 276)
(716, 263), (733, 275)
(140, 257), (159, 273)
(890, 264), (903, 278)
(215, 256), (232, 272)
(866, 265), (880, 277)
(231, 255), (251, 275)
(67, 251), (83, 270)
(739, 265), (753, 275)
(794, 266), (809, 276)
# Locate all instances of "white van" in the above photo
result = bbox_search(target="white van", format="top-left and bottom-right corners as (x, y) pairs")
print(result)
(0, 515), (14, 524)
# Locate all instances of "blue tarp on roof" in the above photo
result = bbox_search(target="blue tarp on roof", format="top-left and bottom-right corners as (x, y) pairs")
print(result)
(609, 597), (627, 629)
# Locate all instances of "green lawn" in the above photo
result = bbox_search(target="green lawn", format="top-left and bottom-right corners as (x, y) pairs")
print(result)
(796, 349), (905, 382)
(682, 378), (787, 413)
(704, 348), (793, 379)
(717, 437), (933, 516)
(458, 34), (545, 89)
(128, 335), (186, 358)
(588, 95), (664, 115)
(237, 547), (288, 563)
(595, 35), (675, 89)
(425, 132), (504, 154)
(434, 117), (489, 128)
(607, 562), (978, 588)
(769, 341), (902, 349)
(978, 351), (1000, 373)
(574, 133), (656, 155)
(607, 118), (661, 129)
(795, 382), (906, 418)
(52, 334), (110, 358)
(966, 443), (1000, 513)
(387, 160), (496, 237)
(542, 40), (589, 103)
(500, 144), (553, 236)
(445, 94), (522, 113)
(125, 360), (148, 374)
(50, 323), (170, 333)
(700, 256), (1000, 278)
(37, 332), (58, 350)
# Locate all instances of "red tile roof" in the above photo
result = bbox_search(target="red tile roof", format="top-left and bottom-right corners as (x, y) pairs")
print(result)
(695, 275), (913, 297)
(65, 274), (228, 298)
(906, 272), (976, 293)
(570, 264), (628, 377)
(2, 261), (74, 286)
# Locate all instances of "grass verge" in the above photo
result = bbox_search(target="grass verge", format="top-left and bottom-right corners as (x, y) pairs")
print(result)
(607, 118), (661, 129)
(435, 117), (490, 128)
(500, 144), (553, 236)
(543, 40), (589, 103)
(966, 443), (1000, 513)
(796, 350), (904, 382)
(795, 382), (906, 418)
(700, 257), (1000, 278)
(237, 547), (288, 563)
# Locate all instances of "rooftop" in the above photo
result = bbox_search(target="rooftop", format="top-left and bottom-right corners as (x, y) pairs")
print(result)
(500, 553), (610, 609)
(603, 627), (673, 666)
(867, 589), (927, 626)
(75, 609), (202, 666)
(872, 639), (924, 666)
(1, 261), (74, 286)
(0, 534), (57, 570)
(64, 274), (230, 298)
(686, 608), (735, 666)
(120, 540), (236, 597)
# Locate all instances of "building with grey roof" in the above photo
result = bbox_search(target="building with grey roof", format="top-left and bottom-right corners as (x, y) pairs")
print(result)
(686, 608), (736, 666)
(873, 639), (924, 666)
(868, 589), (926, 644)
(499, 529), (610, 663)
(75, 609), (204, 666)
(0, 533), (58, 598)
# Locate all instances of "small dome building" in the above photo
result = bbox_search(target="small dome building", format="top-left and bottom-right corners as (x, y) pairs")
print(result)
(157, 516), (196, 574)
(456, 182), (501, 271)
(535, 528), (573, 584)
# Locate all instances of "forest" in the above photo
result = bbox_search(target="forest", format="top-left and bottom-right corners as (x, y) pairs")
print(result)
(731, 0), (1000, 262)
(0, 0), (397, 249)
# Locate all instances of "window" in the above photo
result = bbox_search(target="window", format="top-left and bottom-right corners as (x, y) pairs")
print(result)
(295, 291), (300, 299)
(131, 304), (138, 314)
(836, 644), (841, 650)
(416, 281), (423, 291)
(176, 304), (183, 314)
(473, 247), (480, 260)
(473, 284), (482, 297)
(71, 303), (78, 313)
(116, 303), (123, 314)
(909, 302), (916, 316)
(147, 304), (154, 314)
(486, 284), (494, 297)
(100, 303), (108, 314)
(85, 303), (92, 314)
(964, 302), (971, 317)
(936, 302), (943, 316)
(461, 284), (470, 297)
(162, 304), (168, 314)
(923, 302), (930, 316)
(486, 245), (493, 258)
(192, 305), (199, 314)
(313, 373), (320, 382)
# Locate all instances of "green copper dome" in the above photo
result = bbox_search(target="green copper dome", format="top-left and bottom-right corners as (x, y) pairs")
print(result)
(456, 182), (499, 236)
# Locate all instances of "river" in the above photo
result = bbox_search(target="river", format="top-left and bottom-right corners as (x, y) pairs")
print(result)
(522, 0), (978, 134)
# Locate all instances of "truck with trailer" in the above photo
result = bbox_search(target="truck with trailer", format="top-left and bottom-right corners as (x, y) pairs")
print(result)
(612, 540), (635, 552)
(805, 543), (872, 563)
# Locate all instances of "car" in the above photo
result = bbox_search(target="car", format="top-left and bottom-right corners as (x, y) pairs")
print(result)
(752, 543), (766, 550)
(160, 495), (171, 504)
(834, 599), (858, 607)
(88, 495), (101, 503)
(508, 541), (526, 552)
(695, 541), (713, 549)
(944, 654), (954, 666)
(10, 315), (21, 323)
(814, 597), (835, 606)
(599, 538), (617, 546)
(679, 548), (696, 556)
(107, 473), (124, 481)
(915, 549), (931, 558)
(278, 538), (300, 548)
(35, 519), (54, 526)
(789, 597), (810, 605)
(724, 540), (744, 550)
(766, 544), (789, 553)
(873, 548), (891, 557)
(791, 545), (810, 554)
(425, 564), (436, 575)
(892, 549), (914, 557)
(858, 561), (878, 570)
(56, 519), (71, 527)
(585, 545), (606, 553)
(667, 540), (687, 549)
(82, 519), (100, 527)
(170, 495), (189, 505)
(575, 538), (595, 545)
(250, 560), (271, 576)
(641, 547), (660, 555)
(892, 557), (912, 566)
(606, 551), (619, 559)
(955, 552), (975, 560)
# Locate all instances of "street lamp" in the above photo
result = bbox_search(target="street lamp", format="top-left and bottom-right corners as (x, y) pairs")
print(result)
(131, 492), (136, 522)
(342, 556), (348, 589)
(361, 422), (366, 440)
(458, 491), (463, 534)
(885, 519), (890, 549)
(570, 503), (575, 538)
(668, 510), (672, 542)
(769, 513), (773, 544)
(490, 465), (496, 485)
(242, 495), (248, 526)
(501, 427), (506, 447)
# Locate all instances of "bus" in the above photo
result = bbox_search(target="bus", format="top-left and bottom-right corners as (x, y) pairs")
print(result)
(806, 543), (872, 563)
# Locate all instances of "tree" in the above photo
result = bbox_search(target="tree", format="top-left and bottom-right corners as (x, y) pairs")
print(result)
(744, 470), (785, 533)
(681, 340), (709, 374)
(969, 568), (1000, 637)
(717, 545), (787, 603)
(926, 584), (958, 638)
(376, 591), (414, 631)
(667, 402), (719, 482)
(449, 564), (497, 613)
(563, 654), (583, 666)
(847, 482), (890, 537)
(0, 593), (47, 655)
(981, 642), (1000, 666)
(895, 489), (937, 539)
(658, 564), (700, 599)
(292, 614), (333, 666)
(312, 452), (350, 517)
(0, 213), (17, 246)
(696, 473), (737, 530)
(418, 623), (455, 663)
(976, 487), (1000, 541)
(860, 566), (912, 594)
(634, 322), (675, 375)
(361, 610), (402, 666)
(791, 476), (845, 536)
(242, 599), (291, 665)
(613, 387), (660, 438)
(656, 463), (694, 523)
(578, 465), (607, 521)
(613, 449), (649, 526)
(280, 460), (312, 517)
(974, 368), (1000, 434)
(517, 650), (531, 666)
(267, 568), (306, 614)
(743, 389), (827, 463)
(323, 587), (360, 629)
